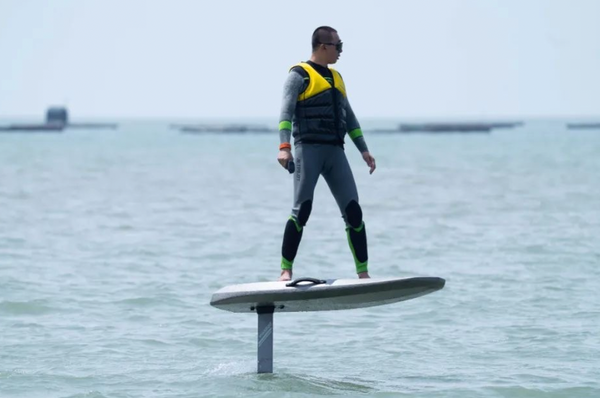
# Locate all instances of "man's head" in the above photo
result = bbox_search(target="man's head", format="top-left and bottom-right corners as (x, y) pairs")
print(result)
(311, 26), (343, 64)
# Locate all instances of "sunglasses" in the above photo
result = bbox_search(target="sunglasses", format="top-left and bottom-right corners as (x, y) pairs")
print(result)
(321, 41), (343, 52)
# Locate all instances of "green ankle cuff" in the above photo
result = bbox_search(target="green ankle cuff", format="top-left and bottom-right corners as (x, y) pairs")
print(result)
(281, 257), (293, 270)
(356, 262), (368, 274)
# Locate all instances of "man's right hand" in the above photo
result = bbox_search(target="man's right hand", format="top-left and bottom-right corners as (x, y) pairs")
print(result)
(277, 149), (293, 169)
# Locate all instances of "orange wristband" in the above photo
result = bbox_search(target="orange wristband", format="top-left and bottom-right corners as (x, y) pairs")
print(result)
(279, 143), (291, 150)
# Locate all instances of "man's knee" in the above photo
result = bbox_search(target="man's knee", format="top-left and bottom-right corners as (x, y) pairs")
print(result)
(297, 200), (312, 227)
(344, 200), (363, 229)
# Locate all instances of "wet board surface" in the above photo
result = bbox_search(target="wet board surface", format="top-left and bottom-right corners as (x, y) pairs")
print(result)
(210, 276), (445, 313)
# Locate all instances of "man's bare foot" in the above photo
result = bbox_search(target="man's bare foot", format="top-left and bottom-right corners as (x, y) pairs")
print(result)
(279, 270), (292, 281)
(358, 272), (370, 279)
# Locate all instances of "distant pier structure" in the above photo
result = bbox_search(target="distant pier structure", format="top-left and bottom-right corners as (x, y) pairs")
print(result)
(566, 123), (600, 130)
(368, 121), (524, 134)
(172, 123), (276, 134)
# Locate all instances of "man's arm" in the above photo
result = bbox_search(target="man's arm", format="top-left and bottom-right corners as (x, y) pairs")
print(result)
(277, 70), (305, 169)
(346, 97), (376, 174)
(278, 71), (305, 145)
(346, 97), (369, 153)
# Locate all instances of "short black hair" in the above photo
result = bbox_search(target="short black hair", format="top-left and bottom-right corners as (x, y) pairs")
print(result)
(311, 26), (337, 51)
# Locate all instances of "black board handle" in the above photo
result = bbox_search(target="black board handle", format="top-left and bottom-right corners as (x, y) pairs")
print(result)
(286, 277), (326, 287)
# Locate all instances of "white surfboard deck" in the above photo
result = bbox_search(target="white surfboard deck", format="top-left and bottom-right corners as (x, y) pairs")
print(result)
(210, 276), (445, 313)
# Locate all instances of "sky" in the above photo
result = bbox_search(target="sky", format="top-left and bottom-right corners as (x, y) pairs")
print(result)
(0, 0), (599, 120)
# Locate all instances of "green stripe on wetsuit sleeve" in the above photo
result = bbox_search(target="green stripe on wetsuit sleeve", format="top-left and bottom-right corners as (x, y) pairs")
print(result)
(349, 128), (363, 140)
(279, 121), (292, 131)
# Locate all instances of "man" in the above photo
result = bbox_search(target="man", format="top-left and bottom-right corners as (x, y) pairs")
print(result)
(276, 26), (376, 282)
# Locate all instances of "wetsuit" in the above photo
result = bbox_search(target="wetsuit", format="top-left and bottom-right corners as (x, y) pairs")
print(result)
(278, 61), (369, 274)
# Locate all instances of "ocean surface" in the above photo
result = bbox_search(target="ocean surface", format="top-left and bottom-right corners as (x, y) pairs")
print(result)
(1, 120), (599, 397)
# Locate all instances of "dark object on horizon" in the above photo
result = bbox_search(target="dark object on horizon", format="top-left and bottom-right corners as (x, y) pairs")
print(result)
(0, 107), (119, 133)
(567, 123), (600, 130)
(46, 107), (69, 126)
(369, 121), (524, 134)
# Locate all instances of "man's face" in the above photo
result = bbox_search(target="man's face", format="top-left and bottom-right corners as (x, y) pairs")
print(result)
(322, 32), (343, 64)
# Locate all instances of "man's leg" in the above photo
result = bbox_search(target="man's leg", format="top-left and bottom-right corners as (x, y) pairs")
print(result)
(344, 200), (369, 278)
(280, 201), (311, 281)
(323, 146), (369, 278)
(279, 144), (321, 281)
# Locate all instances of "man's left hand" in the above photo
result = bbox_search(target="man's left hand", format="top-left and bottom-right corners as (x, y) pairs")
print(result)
(362, 152), (376, 174)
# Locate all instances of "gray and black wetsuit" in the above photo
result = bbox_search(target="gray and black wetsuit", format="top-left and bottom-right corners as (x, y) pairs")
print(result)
(278, 61), (369, 274)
